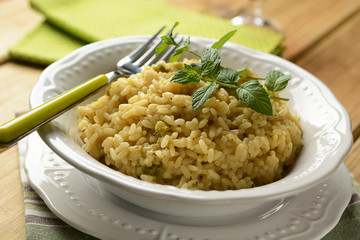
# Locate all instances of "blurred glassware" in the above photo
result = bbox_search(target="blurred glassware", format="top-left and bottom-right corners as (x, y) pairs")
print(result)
(231, 0), (283, 33)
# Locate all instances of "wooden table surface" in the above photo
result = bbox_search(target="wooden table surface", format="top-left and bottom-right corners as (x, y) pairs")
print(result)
(1, 0), (360, 239)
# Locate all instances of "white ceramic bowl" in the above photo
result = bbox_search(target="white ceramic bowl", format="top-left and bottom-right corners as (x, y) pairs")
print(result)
(30, 36), (353, 218)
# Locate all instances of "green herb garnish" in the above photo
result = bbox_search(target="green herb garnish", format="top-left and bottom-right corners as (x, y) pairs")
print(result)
(265, 70), (291, 101)
(157, 22), (291, 116)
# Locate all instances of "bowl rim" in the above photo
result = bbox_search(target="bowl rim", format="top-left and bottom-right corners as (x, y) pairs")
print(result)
(31, 35), (353, 202)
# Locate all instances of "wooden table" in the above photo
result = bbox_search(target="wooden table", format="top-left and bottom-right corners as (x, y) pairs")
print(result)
(1, 0), (359, 239)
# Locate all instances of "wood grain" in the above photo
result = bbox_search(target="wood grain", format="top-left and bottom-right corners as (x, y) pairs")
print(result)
(0, 63), (42, 124)
(158, 0), (360, 60)
(262, 0), (360, 60)
(158, 0), (247, 17)
(295, 11), (360, 138)
(0, 0), (43, 63)
(0, 63), (41, 240)
(345, 138), (360, 182)
(0, 147), (25, 240)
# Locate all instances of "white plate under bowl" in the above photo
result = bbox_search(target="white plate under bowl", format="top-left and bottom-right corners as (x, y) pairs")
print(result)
(29, 35), (353, 217)
(24, 133), (352, 240)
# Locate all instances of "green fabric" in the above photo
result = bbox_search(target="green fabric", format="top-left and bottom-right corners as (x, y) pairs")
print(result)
(10, 22), (85, 65)
(9, 0), (284, 65)
(321, 174), (360, 239)
(322, 202), (360, 240)
(26, 224), (98, 240)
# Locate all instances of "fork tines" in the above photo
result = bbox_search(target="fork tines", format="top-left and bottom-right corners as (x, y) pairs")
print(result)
(117, 27), (182, 75)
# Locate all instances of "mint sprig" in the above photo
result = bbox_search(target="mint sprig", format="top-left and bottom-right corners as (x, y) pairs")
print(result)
(192, 82), (218, 110)
(157, 23), (292, 116)
(265, 70), (291, 101)
(211, 30), (237, 50)
(236, 81), (273, 116)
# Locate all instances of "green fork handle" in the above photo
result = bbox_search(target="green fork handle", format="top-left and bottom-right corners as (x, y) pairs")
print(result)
(0, 73), (113, 150)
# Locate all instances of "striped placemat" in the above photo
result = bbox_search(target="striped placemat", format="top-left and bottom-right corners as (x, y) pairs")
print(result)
(18, 138), (99, 240)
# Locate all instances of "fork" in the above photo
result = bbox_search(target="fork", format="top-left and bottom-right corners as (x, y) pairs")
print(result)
(0, 27), (179, 149)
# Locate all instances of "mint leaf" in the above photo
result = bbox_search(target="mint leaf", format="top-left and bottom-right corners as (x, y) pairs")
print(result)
(156, 43), (168, 55)
(201, 48), (221, 62)
(265, 70), (291, 92)
(216, 67), (239, 87)
(189, 62), (201, 69)
(238, 67), (264, 80)
(158, 22), (200, 60)
(163, 22), (179, 44)
(211, 30), (237, 50)
(160, 22), (292, 116)
(169, 52), (182, 63)
(156, 22), (179, 55)
(272, 75), (291, 92)
(160, 35), (177, 46)
(238, 67), (250, 78)
(171, 70), (194, 84)
(265, 70), (283, 91)
(199, 48), (221, 79)
(236, 81), (272, 116)
(169, 36), (190, 62)
(171, 65), (201, 84)
(192, 82), (217, 110)
(200, 59), (221, 79)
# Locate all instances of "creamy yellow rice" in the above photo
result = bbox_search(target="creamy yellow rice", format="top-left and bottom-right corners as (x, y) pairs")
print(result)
(78, 60), (303, 190)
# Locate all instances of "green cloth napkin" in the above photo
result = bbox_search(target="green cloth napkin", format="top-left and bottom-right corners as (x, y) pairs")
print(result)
(9, 0), (284, 65)
(323, 178), (360, 240)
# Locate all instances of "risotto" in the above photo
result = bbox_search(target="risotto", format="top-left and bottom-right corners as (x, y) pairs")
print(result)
(78, 60), (303, 190)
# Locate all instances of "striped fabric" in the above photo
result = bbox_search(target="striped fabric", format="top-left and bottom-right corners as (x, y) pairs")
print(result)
(18, 139), (99, 240)
(322, 180), (360, 240)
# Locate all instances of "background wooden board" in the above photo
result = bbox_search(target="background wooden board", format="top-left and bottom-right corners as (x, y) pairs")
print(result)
(160, 0), (360, 60)
(0, 0), (43, 63)
(296, 11), (360, 138)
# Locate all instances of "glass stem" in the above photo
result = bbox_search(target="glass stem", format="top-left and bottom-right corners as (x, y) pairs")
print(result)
(246, 0), (264, 18)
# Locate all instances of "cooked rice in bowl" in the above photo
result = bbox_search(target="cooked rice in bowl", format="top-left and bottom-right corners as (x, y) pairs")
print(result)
(78, 60), (303, 190)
